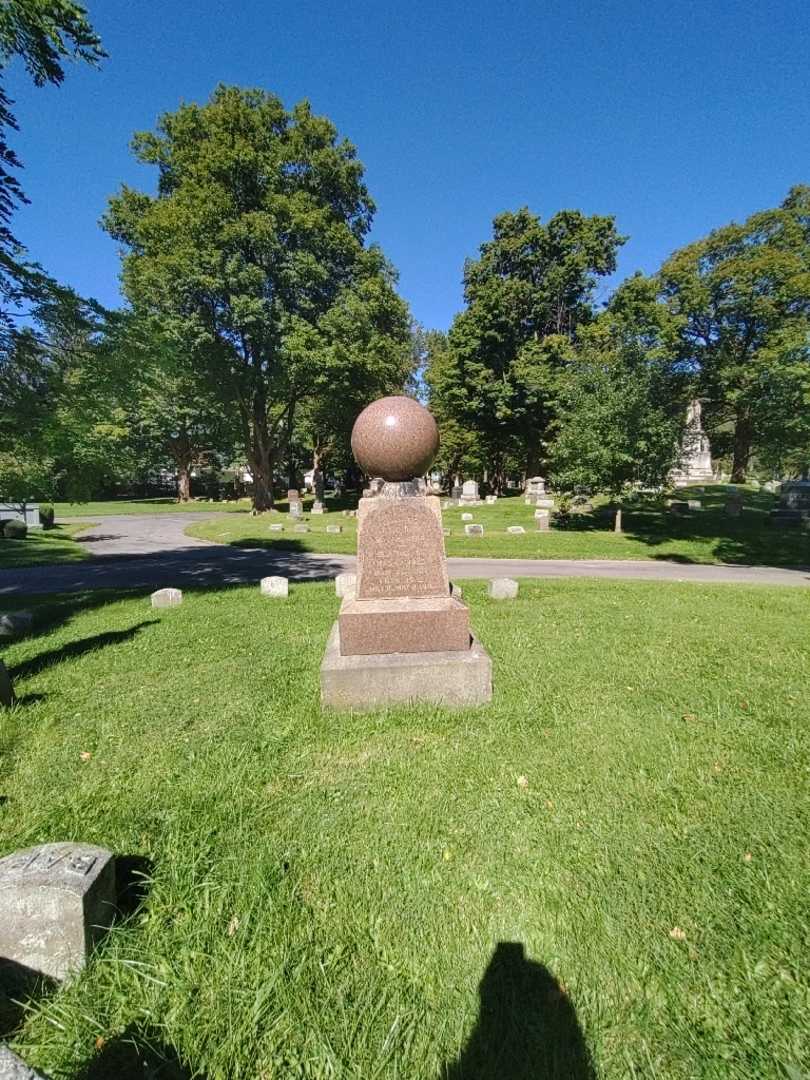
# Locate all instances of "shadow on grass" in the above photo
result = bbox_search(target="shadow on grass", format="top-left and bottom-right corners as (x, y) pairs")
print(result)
(76, 1023), (201, 1080)
(8, 622), (157, 681)
(0, 959), (57, 1039)
(443, 942), (594, 1080)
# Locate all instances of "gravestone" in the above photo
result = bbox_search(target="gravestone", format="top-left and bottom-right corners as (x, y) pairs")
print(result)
(460, 480), (479, 504)
(0, 1046), (46, 1080)
(451, 484), (462, 501)
(260, 576), (288, 598)
(524, 476), (546, 505)
(293, 523), (310, 533)
(461, 512), (473, 521)
(335, 573), (356, 599)
(321, 396), (491, 708)
(688, 499), (702, 510)
(150, 588), (182, 608)
(488, 578), (518, 600)
(289, 502), (302, 518)
(326, 524), (342, 534)
(535, 510), (550, 531)
(670, 400), (714, 486)
(464, 523), (484, 536)
(770, 480), (810, 527)
(269, 523), (284, 531)
(0, 660), (14, 707)
(0, 612), (33, 639)
(311, 501), (325, 515)
(507, 525), (525, 534)
(485, 495), (498, 504)
(0, 843), (115, 981)
(287, 489), (300, 504)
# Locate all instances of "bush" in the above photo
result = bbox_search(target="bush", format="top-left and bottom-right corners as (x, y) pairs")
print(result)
(40, 503), (55, 528)
(2, 518), (28, 539)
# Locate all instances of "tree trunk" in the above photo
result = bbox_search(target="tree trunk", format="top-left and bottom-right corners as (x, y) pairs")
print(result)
(731, 415), (753, 483)
(177, 466), (191, 503)
(247, 392), (274, 512)
(313, 445), (326, 502)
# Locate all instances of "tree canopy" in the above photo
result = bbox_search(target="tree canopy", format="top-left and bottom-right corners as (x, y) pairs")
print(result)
(104, 85), (411, 509)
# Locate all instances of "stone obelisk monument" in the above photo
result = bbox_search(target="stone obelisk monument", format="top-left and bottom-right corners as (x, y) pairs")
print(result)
(320, 395), (492, 709)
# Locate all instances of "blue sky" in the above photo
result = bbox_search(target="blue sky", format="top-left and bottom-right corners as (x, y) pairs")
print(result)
(5, 0), (809, 330)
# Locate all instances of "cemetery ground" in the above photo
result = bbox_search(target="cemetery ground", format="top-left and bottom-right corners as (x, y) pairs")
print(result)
(186, 486), (809, 568)
(0, 579), (808, 1078)
(0, 524), (93, 570)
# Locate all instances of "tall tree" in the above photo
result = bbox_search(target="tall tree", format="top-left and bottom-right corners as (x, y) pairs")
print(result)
(0, 1), (104, 344)
(104, 85), (404, 510)
(552, 274), (688, 503)
(658, 186), (810, 481)
(430, 207), (625, 487)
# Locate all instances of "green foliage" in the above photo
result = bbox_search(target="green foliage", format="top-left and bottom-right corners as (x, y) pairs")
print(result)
(39, 501), (54, 527)
(659, 185), (810, 480)
(104, 86), (410, 509)
(428, 207), (625, 486)
(552, 274), (688, 495)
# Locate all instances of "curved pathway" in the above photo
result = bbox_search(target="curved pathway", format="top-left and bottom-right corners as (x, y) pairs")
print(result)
(1, 515), (807, 596)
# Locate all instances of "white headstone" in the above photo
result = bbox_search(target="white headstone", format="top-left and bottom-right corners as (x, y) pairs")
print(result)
(326, 524), (342, 534)
(464, 524), (484, 536)
(260, 576), (288, 598)
(507, 525), (526, 534)
(269, 523), (284, 531)
(461, 512), (473, 521)
(335, 573), (356, 599)
(488, 578), (518, 600)
(150, 588), (182, 608)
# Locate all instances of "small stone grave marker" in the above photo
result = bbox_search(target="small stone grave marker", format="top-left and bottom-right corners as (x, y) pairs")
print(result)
(294, 523), (310, 533)
(260, 576), (288, 598)
(464, 524), (484, 536)
(485, 495), (498, 504)
(488, 578), (518, 600)
(151, 588), (182, 608)
(535, 510), (550, 531)
(507, 525), (525, 534)
(311, 501), (325, 515)
(461, 512), (473, 521)
(0, 1045), (47, 1079)
(326, 524), (342, 534)
(269, 523), (284, 532)
(335, 573), (356, 599)
(0, 843), (116, 981)
(688, 499), (702, 510)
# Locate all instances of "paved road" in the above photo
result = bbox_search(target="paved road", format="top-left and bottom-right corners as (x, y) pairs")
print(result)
(1, 513), (808, 595)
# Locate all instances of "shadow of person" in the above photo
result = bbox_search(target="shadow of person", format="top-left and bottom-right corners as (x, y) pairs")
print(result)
(442, 942), (595, 1080)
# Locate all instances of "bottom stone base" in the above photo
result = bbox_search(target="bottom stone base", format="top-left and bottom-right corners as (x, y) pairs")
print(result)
(320, 622), (492, 710)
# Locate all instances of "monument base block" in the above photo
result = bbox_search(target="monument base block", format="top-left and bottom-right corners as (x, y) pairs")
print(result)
(320, 622), (492, 710)
(338, 595), (470, 655)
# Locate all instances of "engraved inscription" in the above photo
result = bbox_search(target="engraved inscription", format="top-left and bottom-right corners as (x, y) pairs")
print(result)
(357, 498), (448, 599)
(0, 847), (99, 878)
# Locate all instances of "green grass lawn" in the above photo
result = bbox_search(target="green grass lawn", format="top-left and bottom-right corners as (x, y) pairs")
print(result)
(0, 524), (93, 570)
(55, 497), (252, 517)
(1, 580), (808, 1078)
(187, 485), (810, 567)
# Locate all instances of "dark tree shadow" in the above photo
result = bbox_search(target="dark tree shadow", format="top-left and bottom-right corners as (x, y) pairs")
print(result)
(442, 943), (595, 1080)
(0, 959), (57, 1039)
(8, 622), (157, 681)
(75, 1023), (201, 1079)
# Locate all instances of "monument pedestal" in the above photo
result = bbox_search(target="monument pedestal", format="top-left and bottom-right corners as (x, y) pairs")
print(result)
(319, 395), (493, 711)
(320, 623), (492, 710)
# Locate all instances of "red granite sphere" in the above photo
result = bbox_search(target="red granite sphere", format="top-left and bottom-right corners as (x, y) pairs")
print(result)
(351, 396), (440, 481)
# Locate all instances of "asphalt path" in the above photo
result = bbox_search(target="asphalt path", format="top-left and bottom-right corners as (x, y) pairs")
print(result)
(1, 513), (807, 596)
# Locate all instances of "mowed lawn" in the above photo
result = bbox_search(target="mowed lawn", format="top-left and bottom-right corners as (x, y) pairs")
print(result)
(187, 486), (810, 567)
(0, 580), (808, 1078)
(55, 498), (252, 517)
(0, 524), (93, 570)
